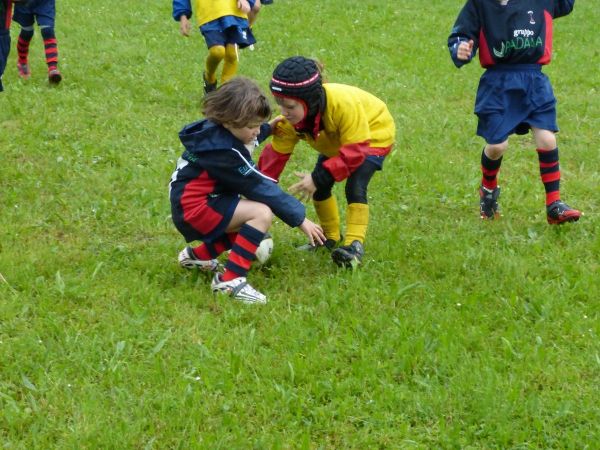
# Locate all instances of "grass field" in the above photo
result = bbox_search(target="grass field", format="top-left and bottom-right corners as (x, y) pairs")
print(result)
(1, 0), (599, 448)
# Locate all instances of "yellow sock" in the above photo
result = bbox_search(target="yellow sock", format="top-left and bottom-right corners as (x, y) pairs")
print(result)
(205, 46), (225, 83)
(221, 44), (239, 83)
(344, 203), (369, 245)
(313, 196), (341, 242)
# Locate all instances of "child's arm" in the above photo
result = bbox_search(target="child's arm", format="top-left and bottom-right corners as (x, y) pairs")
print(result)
(257, 118), (298, 181)
(200, 148), (309, 229)
(173, 0), (192, 36)
(553, 0), (575, 18)
(448, 0), (479, 68)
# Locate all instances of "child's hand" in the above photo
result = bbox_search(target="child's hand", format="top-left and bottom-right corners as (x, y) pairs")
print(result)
(179, 16), (191, 36)
(457, 39), (474, 61)
(299, 218), (325, 247)
(237, 0), (251, 14)
(268, 115), (285, 136)
(289, 172), (316, 202)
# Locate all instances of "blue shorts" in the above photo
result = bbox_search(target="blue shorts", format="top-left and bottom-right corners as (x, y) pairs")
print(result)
(474, 65), (558, 144)
(13, 0), (56, 28)
(0, 31), (9, 93)
(201, 26), (256, 49)
(171, 192), (240, 244)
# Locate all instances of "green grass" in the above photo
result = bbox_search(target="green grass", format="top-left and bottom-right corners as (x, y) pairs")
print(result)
(1, 0), (599, 448)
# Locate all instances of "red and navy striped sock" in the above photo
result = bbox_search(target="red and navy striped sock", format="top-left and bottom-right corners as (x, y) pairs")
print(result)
(537, 147), (560, 206)
(481, 149), (503, 190)
(222, 224), (265, 282)
(17, 29), (33, 64)
(40, 27), (58, 72)
(192, 233), (236, 260)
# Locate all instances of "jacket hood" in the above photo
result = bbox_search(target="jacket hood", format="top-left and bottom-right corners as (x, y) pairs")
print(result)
(178, 119), (237, 153)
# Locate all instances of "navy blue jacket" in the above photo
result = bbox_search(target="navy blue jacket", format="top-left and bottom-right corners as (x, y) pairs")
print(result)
(448, 0), (575, 68)
(170, 119), (306, 234)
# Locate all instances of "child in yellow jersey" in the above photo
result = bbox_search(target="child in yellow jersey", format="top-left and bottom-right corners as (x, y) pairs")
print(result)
(172, 0), (256, 94)
(258, 56), (396, 268)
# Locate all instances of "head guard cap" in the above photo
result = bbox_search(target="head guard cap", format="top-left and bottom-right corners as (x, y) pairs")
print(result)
(270, 56), (324, 117)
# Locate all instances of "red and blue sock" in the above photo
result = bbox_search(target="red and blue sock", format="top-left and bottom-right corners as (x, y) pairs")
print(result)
(481, 149), (503, 190)
(537, 147), (560, 206)
(222, 224), (265, 281)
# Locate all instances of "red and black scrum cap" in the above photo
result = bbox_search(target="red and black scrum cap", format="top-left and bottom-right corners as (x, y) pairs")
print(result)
(270, 56), (324, 115)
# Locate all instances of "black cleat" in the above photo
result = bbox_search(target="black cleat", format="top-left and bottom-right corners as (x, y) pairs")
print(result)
(331, 240), (364, 268)
(479, 185), (500, 220)
(546, 200), (581, 224)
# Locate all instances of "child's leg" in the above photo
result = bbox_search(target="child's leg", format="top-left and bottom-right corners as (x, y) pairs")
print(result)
(205, 45), (225, 85)
(16, 26), (33, 78)
(40, 25), (60, 81)
(313, 195), (341, 243)
(532, 127), (581, 224)
(479, 140), (508, 219)
(533, 128), (560, 206)
(221, 44), (238, 84)
(221, 200), (272, 282)
(481, 141), (507, 190)
(342, 160), (378, 245)
(192, 233), (236, 260)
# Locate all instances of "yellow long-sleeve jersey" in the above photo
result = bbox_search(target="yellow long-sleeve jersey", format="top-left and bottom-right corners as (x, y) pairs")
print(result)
(271, 83), (396, 158)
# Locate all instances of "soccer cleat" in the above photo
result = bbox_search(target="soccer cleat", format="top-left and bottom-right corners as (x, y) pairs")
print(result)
(202, 72), (217, 94)
(479, 185), (501, 220)
(17, 62), (31, 79)
(546, 200), (581, 224)
(331, 240), (364, 268)
(211, 273), (267, 304)
(296, 238), (339, 252)
(48, 69), (62, 85)
(178, 247), (220, 272)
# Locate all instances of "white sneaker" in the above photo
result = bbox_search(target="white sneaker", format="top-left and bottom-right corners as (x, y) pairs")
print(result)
(178, 247), (219, 271)
(211, 273), (267, 304)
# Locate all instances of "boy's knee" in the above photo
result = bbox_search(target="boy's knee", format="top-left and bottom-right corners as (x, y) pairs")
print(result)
(208, 45), (226, 60)
(255, 203), (274, 224)
(485, 141), (508, 159)
(534, 130), (556, 150)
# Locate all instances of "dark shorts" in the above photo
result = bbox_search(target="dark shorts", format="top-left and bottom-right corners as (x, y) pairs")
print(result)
(171, 193), (240, 244)
(474, 65), (558, 144)
(13, 0), (55, 28)
(0, 31), (9, 93)
(201, 26), (256, 50)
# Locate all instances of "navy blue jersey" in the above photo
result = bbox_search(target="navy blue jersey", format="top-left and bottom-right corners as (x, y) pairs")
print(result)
(448, 0), (575, 68)
(170, 119), (305, 242)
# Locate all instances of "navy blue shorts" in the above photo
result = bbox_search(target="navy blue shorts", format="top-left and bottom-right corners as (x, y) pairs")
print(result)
(202, 26), (256, 50)
(171, 193), (240, 244)
(0, 31), (9, 93)
(474, 65), (558, 144)
(13, 0), (55, 28)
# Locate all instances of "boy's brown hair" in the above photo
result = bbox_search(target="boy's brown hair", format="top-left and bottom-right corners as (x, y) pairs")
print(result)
(202, 77), (271, 128)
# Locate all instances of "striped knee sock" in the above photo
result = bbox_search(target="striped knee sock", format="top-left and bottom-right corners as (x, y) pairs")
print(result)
(17, 28), (33, 65)
(481, 149), (503, 190)
(222, 224), (265, 281)
(40, 27), (58, 72)
(537, 147), (560, 206)
(192, 233), (237, 260)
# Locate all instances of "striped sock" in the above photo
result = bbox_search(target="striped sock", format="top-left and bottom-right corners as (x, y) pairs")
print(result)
(192, 233), (236, 260)
(481, 149), (502, 190)
(40, 27), (58, 72)
(537, 147), (560, 206)
(222, 224), (265, 281)
(17, 29), (33, 65)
